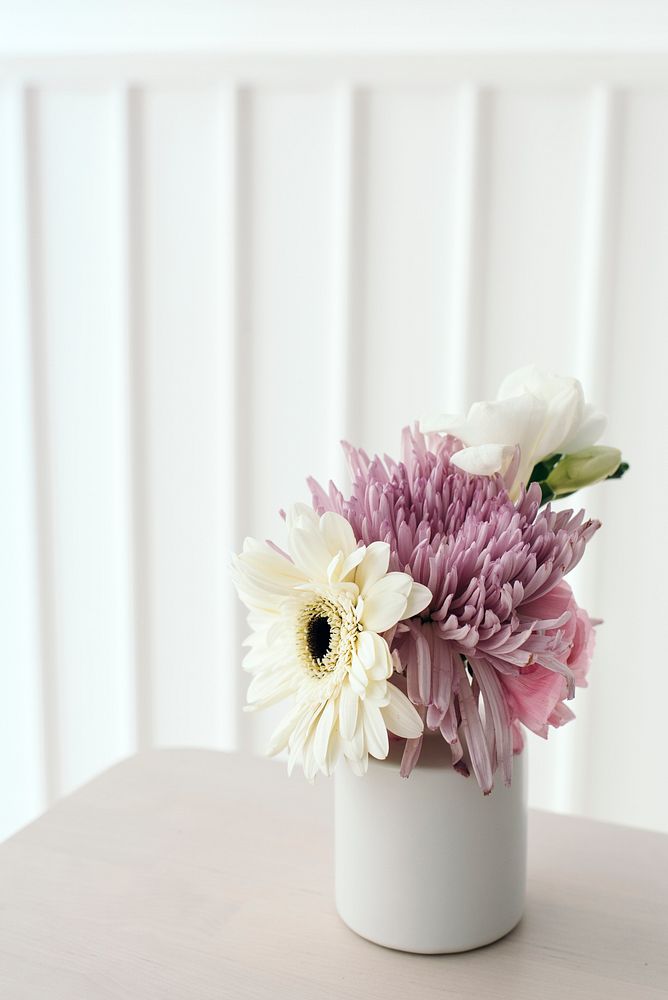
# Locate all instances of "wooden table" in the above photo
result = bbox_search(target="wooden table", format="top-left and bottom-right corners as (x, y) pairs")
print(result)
(0, 750), (666, 999)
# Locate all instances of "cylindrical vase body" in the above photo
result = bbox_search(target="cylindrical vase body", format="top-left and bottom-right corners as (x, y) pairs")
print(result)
(334, 735), (527, 954)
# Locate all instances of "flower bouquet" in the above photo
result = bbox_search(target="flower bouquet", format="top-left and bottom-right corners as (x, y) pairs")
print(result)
(233, 365), (627, 953)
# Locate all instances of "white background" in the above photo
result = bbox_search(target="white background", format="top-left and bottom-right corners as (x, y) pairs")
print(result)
(2, 2), (668, 840)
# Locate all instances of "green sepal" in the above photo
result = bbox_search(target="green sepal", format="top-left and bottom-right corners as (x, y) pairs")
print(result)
(528, 454), (562, 486)
(607, 461), (629, 481)
(539, 482), (556, 504)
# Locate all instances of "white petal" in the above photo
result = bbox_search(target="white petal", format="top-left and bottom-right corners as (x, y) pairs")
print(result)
(302, 732), (319, 782)
(266, 702), (308, 756)
(356, 630), (393, 679)
(246, 668), (297, 708)
(232, 582), (284, 617)
(360, 573), (414, 633)
(354, 541), (390, 597)
(419, 411), (466, 435)
(319, 511), (357, 560)
(325, 731), (343, 775)
(287, 523), (334, 582)
(380, 683), (424, 738)
(369, 652), (393, 681)
(350, 652), (369, 691)
(313, 699), (337, 772)
(347, 752), (369, 776)
(538, 382), (584, 459)
(294, 707), (323, 782)
(347, 676), (366, 698)
(497, 366), (585, 462)
(355, 630), (380, 668)
(437, 394), (546, 494)
(243, 643), (292, 675)
(497, 364), (551, 400)
(561, 404), (607, 452)
(339, 681), (359, 741)
(361, 592), (407, 634)
(237, 539), (306, 587)
(363, 702), (390, 759)
(326, 552), (344, 583)
(232, 542), (308, 614)
(338, 545), (366, 581)
(287, 705), (318, 776)
(460, 396), (546, 450)
(285, 503), (319, 532)
(265, 616), (290, 646)
(402, 582), (432, 619)
(450, 443), (515, 477)
(344, 713), (365, 760)
(288, 702), (317, 752)
(497, 364), (579, 407)
(365, 678), (390, 704)
(244, 608), (281, 636)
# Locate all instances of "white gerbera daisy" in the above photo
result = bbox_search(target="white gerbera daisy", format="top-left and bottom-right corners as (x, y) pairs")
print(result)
(232, 504), (431, 779)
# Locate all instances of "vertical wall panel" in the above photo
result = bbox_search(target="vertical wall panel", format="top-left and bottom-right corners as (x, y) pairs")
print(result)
(243, 88), (337, 537)
(356, 89), (459, 457)
(446, 85), (486, 413)
(478, 90), (589, 395)
(543, 89), (622, 817)
(30, 88), (135, 795)
(241, 88), (337, 749)
(586, 92), (668, 832)
(327, 86), (356, 484)
(140, 88), (233, 749)
(218, 87), (243, 753)
(477, 89), (607, 811)
(469, 90), (602, 817)
(0, 88), (46, 838)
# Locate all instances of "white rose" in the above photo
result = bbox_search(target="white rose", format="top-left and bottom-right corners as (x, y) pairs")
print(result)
(421, 365), (607, 499)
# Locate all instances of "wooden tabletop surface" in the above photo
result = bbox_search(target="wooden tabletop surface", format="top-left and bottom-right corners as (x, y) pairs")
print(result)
(0, 749), (666, 999)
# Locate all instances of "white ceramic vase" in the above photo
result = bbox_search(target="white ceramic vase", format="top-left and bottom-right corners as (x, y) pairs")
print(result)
(334, 733), (528, 954)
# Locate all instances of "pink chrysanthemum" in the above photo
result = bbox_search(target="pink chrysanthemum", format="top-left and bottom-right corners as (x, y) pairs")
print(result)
(308, 426), (599, 793)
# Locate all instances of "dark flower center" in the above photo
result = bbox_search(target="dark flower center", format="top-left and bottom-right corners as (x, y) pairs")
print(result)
(306, 615), (332, 662)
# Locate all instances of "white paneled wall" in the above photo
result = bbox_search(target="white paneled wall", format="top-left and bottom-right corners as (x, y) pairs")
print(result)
(30, 88), (135, 799)
(2, 53), (667, 840)
(0, 86), (45, 833)
(139, 87), (233, 749)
